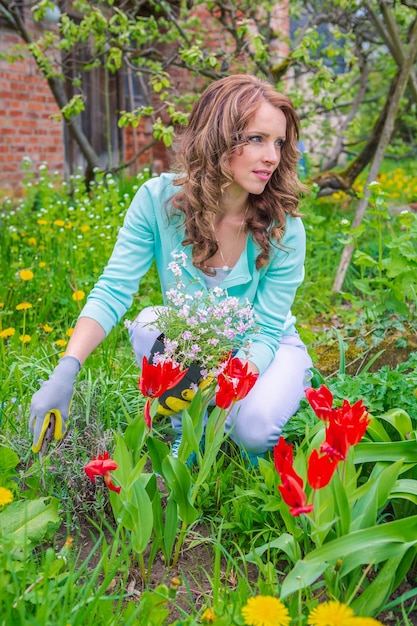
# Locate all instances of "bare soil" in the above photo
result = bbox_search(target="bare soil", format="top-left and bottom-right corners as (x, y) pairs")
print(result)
(56, 504), (417, 626)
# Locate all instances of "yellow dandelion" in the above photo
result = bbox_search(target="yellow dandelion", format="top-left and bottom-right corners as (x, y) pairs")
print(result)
(0, 327), (16, 339)
(55, 339), (68, 348)
(79, 225), (91, 233)
(16, 302), (32, 311)
(27, 237), (37, 246)
(37, 219), (48, 225)
(308, 600), (355, 625)
(20, 334), (31, 344)
(19, 269), (34, 281)
(42, 324), (53, 332)
(54, 219), (65, 227)
(66, 328), (74, 337)
(65, 221), (74, 229)
(242, 595), (290, 626)
(0, 487), (14, 506)
(0, 303), (4, 308)
(64, 536), (74, 549)
(72, 290), (85, 302)
(201, 608), (216, 623)
(39, 261), (46, 268)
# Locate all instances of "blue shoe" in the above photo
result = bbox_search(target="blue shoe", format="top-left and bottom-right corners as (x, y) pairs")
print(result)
(171, 434), (204, 468)
(171, 434), (183, 458)
(242, 451), (264, 468)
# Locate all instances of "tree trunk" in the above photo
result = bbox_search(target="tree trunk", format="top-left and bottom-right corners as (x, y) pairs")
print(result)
(332, 16), (417, 292)
(312, 72), (399, 194)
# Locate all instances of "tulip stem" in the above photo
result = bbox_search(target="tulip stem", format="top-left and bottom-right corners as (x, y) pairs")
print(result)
(138, 550), (146, 583)
(171, 520), (187, 569)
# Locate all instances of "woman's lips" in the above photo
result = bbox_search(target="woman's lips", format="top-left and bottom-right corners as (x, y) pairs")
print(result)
(253, 170), (271, 182)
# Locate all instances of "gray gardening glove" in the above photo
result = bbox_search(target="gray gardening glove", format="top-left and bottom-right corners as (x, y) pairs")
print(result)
(29, 356), (81, 453)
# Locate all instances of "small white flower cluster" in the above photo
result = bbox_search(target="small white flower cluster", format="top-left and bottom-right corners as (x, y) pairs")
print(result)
(153, 252), (258, 374)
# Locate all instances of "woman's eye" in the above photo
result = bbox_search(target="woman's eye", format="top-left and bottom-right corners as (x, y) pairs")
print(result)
(275, 139), (285, 147)
(248, 136), (262, 143)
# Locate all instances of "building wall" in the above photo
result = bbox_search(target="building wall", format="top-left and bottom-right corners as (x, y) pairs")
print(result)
(0, 30), (65, 196)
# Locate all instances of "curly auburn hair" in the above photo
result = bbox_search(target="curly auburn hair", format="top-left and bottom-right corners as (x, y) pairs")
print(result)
(170, 74), (306, 273)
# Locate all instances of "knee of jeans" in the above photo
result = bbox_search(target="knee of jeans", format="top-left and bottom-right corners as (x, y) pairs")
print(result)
(229, 414), (281, 454)
(128, 306), (162, 363)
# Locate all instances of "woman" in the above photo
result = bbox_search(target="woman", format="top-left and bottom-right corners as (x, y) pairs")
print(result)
(29, 74), (312, 462)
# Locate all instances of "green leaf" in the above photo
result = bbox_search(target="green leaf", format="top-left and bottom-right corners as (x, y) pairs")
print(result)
(161, 456), (198, 525)
(390, 478), (417, 504)
(331, 471), (351, 535)
(120, 479), (154, 554)
(377, 409), (413, 440)
(194, 406), (228, 487)
(113, 433), (133, 485)
(354, 440), (417, 464)
(0, 497), (60, 546)
(124, 414), (148, 453)
(164, 497), (179, 565)
(351, 552), (410, 616)
(281, 516), (417, 598)
(353, 250), (378, 267)
(372, 459), (404, 509)
(366, 417), (391, 442)
(309, 485), (335, 546)
(147, 436), (170, 476)
(125, 454), (149, 491)
(246, 532), (301, 565)
(0, 445), (20, 472)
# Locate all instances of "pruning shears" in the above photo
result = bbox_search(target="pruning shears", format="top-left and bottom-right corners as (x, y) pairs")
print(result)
(32, 407), (69, 457)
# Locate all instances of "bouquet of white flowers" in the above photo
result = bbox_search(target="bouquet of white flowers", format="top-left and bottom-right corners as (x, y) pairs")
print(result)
(148, 251), (258, 377)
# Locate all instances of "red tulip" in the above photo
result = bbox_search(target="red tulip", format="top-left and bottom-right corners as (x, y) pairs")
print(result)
(138, 356), (188, 398)
(84, 451), (121, 494)
(338, 399), (370, 446)
(305, 385), (335, 421)
(278, 474), (314, 517)
(215, 357), (258, 409)
(138, 356), (188, 431)
(274, 437), (302, 485)
(321, 418), (350, 461)
(320, 398), (370, 461)
(307, 448), (340, 489)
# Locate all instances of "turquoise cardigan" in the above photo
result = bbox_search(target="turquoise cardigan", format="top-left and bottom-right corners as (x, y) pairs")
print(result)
(80, 173), (306, 375)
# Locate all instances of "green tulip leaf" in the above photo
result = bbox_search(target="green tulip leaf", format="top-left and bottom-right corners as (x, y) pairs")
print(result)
(354, 440), (417, 464)
(376, 409), (413, 440)
(161, 455), (198, 525)
(281, 516), (417, 599)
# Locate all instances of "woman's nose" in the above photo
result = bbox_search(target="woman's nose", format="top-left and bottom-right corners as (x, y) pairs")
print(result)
(262, 143), (280, 164)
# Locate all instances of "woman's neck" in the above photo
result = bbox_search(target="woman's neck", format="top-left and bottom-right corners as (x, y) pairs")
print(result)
(220, 191), (249, 217)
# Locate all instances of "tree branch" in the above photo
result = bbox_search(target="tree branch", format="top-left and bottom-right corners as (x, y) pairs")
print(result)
(332, 14), (417, 292)
(365, 0), (417, 104)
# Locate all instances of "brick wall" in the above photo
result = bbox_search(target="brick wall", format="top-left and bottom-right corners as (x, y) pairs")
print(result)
(0, 29), (65, 196)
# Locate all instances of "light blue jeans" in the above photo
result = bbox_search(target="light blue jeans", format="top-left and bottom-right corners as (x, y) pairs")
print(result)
(128, 306), (313, 454)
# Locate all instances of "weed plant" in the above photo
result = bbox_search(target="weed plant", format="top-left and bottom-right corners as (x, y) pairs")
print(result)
(1, 162), (417, 624)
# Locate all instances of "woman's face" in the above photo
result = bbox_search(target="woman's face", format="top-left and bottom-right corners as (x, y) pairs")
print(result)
(228, 100), (287, 199)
